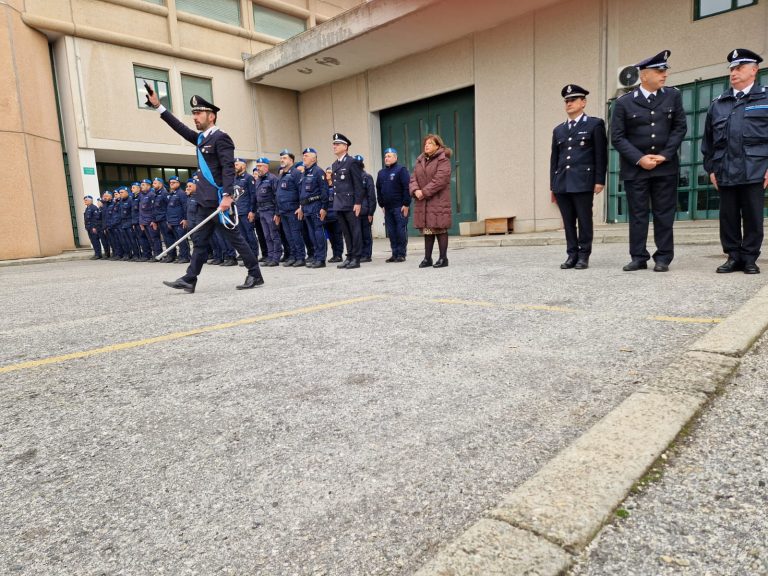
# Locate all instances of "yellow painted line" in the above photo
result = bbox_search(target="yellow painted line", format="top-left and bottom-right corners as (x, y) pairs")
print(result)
(429, 298), (578, 314)
(0, 295), (385, 375)
(648, 315), (723, 324)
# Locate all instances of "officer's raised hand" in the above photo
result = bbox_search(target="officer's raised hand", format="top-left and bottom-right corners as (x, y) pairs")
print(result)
(144, 82), (160, 109)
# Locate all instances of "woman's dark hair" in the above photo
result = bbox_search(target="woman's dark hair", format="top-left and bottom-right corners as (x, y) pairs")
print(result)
(423, 133), (452, 158)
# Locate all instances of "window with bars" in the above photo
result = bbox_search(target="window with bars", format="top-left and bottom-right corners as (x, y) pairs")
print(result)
(694, 0), (757, 20)
(181, 74), (214, 114)
(133, 65), (170, 110)
(253, 4), (306, 39)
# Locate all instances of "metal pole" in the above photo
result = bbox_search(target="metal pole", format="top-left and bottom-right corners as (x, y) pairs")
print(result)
(154, 208), (222, 261)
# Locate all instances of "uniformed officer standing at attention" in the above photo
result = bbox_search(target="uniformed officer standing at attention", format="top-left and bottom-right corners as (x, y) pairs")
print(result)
(550, 84), (608, 269)
(376, 148), (411, 263)
(275, 149), (306, 267)
(354, 155), (377, 263)
(611, 50), (687, 272)
(331, 133), (364, 269)
(138, 179), (159, 260)
(703, 49), (767, 275)
(233, 157), (260, 261)
(298, 147), (330, 268)
(145, 89), (264, 292)
(118, 186), (135, 261)
(166, 175), (190, 264)
(83, 195), (102, 259)
(252, 157), (282, 266)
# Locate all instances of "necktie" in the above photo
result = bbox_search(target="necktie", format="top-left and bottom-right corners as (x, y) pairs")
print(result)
(197, 132), (204, 145)
(568, 120), (575, 131)
(648, 93), (656, 104)
(736, 91), (745, 100)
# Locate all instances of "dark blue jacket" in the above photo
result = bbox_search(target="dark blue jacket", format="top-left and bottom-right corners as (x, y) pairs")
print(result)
(325, 186), (338, 222)
(166, 190), (188, 225)
(234, 172), (256, 215)
(376, 163), (411, 209)
(276, 166), (301, 215)
(550, 115), (608, 194)
(331, 154), (364, 211)
(186, 193), (200, 227)
(119, 196), (133, 228)
(610, 86), (687, 180)
(100, 200), (110, 229)
(361, 170), (377, 216)
(130, 193), (140, 224)
(107, 200), (122, 228)
(299, 163), (329, 213)
(254, 172), (278, 212)
(160, 110), (236, 209)
(84, 204), (101, 231)
(702, 84), (768, 186)
(152, 188), (168, 222)
(138, 190), (156, 226)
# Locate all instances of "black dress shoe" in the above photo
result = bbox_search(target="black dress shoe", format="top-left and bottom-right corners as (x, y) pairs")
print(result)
(90, 255), (101, 260)
(280, 256), (290, 262)
(653, 262), (669, 272)
(360, 257), (372, 263)
(337, 259), (351, 269)
(236, 275), (264, 290)
(418, 258), (433, 268)
(176, 258), (190, 264)
(716, 258), (744, 273)
(574, 259), (589, 270)
(265, 260), (279, 267)
(744, 263), (761, 274)
(313, 261), (326, 268)
(163, 278), (196, 293)
(209, 259), (222, 266)
(221, 258), (237, 267)
(329, 256), (343, 263)
(346, 259), (360, 269)
(622, 260), (648, 271)
(395, 256), (406, 262)
(385, 256), (396, 263)
(560, 257), (577, 269)
(281, 259), (296, 267)
(292, 260), (306, 267)
(433, 257), (449, 268)
(258, 256), (266, 262)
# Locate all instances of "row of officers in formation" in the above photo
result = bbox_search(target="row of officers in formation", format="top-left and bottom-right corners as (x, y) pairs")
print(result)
(83, 147), (412, 270)
(552, 47), (767, 274)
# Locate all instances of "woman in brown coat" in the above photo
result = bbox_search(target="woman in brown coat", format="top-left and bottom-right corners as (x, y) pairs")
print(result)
(409, 133), (453, 268)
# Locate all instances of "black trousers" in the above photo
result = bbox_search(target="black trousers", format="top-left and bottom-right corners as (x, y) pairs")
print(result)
(625, 175), (677, 265)
(555, 191), (594, 259)
(337, 209), (362, 260)
(719, 182), (765, 264)
(183, 207), (262, 283)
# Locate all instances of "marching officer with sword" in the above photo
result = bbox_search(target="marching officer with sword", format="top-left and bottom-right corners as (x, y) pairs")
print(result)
(145, 85), (264, 292)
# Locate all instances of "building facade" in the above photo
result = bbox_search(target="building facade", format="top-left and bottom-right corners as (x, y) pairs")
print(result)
(2, 0), (765, 259)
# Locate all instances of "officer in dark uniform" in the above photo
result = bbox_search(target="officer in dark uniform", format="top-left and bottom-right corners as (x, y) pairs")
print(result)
(251, 166), (269, 261)
(252, 158), (282, 266)
(137, 179), (159, 260)
(275, 150), (306, 267)
(550, 84), (608, 269)
(118, 186), (135, 260)
(151, 177), (175, 262)
(83, 195), (102, 259)
(331, 133), (364, 269)
(106, 190), (123, 260)
(146, 90), (264, 292)
(354, 155), (377, 262)
(166, 175), (190, 264)
(129, 182), (148, 261)
(376, 148), (411, 262)
(703, 49), (767, 275)
(298, 147), (330, 268)
(98, 190), (111, 259)
(233, 157), (260, 262)
(324, 166), (345, 262)
(611, 50), (687, 272)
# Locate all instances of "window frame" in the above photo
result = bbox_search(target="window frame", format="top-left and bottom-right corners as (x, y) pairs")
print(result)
(694, 0), (757, 20)
(180, 73), (214, 115)
(133, 65), (171, 111)
(252, 2), (307, 40)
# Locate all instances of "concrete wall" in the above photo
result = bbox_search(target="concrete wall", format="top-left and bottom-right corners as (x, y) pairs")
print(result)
(0, 0), (74, 259)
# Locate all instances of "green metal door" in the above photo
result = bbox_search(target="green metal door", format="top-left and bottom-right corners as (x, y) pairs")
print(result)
(607, 71), (768, 222)
(379, 87), (476, 235)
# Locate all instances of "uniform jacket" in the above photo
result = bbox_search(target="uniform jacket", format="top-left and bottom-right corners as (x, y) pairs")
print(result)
(550, 115), (608, 194)
(166, 190), (188, 225)
(409, 148), (453, 230)
(84, 204), (101, 231)
(331, 154), (364, 212)
(276, 165), (301, 214)
(376, 163), (411, 209)
(138, 190), (156, 226)
(254, 172), (278, 212)
(234, 171), (256, 215)
(299, 163), (329, 213)
(702, 84), (768, 186)
(359, 171), (376, 216)
(160, 110), (236, 208)
(130, 193), (140, 224)
(100, 200), (110, 229)
(610, 86), (687, 180)
(186, 193), (200, 226)
(119, 196), (133, 228)
(107, 199), (122, 228)
(152, 187), (168, 222)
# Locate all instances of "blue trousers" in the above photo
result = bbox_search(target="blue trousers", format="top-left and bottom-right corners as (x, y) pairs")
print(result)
(323, 218), (344, 258)
(212, 226), (236, 260)
(109, 226), (123, 257)
(118, 227), (133, 257)
(236, 217), (260, 259)
(281, 211), (305, 262)
(157, 220), (175, 259)
(171, 224), (190, 260)
(384, 207), (409, 258)
(145, 224), (162, 256)
(99, 229), (111, 256)
(305, 211), (327, 263)
(133, 224), (149, 258)
(360, 214), (373, 259)
(87, 229), (102, 257)
(259, 210), (282, 263)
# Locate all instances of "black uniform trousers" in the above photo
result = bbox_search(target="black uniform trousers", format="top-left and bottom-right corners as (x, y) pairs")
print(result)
(554, 192), (594, 259)
(625, 175), (677, 265)
(337, 209), (362, 260)
(183, 206), (262, 284)
(719, 183), (765, 264)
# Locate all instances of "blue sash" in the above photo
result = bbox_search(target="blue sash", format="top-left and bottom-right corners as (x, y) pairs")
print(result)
(196, 132), (236, 227)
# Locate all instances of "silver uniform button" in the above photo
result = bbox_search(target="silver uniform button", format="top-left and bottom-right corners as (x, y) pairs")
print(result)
(651, 134), (656, 138)
(566, 156), (571, 160)
(566, 165), (570, 170)
(651, 122), (655, 126)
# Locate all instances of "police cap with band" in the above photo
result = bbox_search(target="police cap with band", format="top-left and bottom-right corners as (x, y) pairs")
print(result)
(636, 50), (671, 70)
(728, 48), (763, 68)
(190, 95), (220, 114)
(561, 84), (589, 99)
(332, 133), (351, 146)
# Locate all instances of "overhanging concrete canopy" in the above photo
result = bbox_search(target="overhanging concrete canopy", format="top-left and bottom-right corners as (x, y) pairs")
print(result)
(244, 0), (562, 92)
